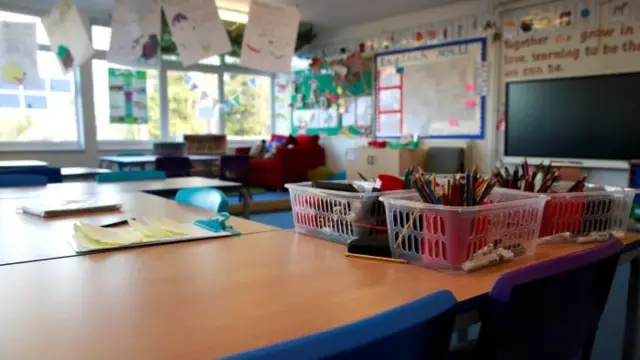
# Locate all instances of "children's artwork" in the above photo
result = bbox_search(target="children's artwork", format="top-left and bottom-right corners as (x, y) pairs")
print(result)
(161, 0), (231, 66)
(108, 0), (161, 68)
(109, 68), (148, 124)
(240, 0), (301, 73)
(374, 38), (486, 139)
(0, 22), (40, 88)
(42, 0), (94, 74)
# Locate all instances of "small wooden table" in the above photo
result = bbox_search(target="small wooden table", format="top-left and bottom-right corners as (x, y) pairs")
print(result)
(0, 230), (637, 359)
(61, 167), (111, 181)
(0, 160), (48, 169)
(0, 192), (277, 266)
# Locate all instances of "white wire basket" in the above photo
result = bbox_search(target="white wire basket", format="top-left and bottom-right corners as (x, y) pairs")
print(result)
(286, 181), (389, 244)
(379, 188), (548, 270)
(537, 183), (634, 243)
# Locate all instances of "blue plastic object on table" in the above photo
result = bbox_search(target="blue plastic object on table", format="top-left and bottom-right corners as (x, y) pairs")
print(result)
(194, 212), (232, 232)
(175, 187), (229, 213)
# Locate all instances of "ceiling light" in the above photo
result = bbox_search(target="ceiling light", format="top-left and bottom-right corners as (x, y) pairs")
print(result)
(218, 8), (248, 24)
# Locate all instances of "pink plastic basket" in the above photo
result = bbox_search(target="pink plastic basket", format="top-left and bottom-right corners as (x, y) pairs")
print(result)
(379, 188), (548, 270)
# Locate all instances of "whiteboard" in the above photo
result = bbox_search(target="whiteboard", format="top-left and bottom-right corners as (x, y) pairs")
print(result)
(374, 38), (487, 139)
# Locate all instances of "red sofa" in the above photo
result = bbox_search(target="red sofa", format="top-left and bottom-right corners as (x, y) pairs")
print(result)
(236, 134), (325, 189)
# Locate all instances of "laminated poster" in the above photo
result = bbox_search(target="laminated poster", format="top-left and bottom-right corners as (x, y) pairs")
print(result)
(161, 0), (231, 66)
(109, 68), (148, 124)
(42, 0), (94, 74)
(0, 22), (40, 88)
(240, 0), (301, 73)
(108, 0), (161, 68)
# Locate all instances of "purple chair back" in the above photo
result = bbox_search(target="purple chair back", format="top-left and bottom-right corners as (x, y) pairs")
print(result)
(220, 155), (249, 183)
(476, 238), (623, 360)
(154, 156), (191, 178)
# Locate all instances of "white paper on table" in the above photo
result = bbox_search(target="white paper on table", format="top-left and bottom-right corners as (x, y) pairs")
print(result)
(379, 88), (401, 111)
(108, 0), (161, 68)
(341, 97), (356, 127)
(0, 22), (40, 88)
(162, 0), (231, 67)
(378, 113), (402, 136)
(42, 0), (94, 74)
(240, 0), (301, 73)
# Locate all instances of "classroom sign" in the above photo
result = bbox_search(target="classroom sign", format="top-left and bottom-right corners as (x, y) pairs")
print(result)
(502, 21), (640, 81)
(108, 68), (148, 124)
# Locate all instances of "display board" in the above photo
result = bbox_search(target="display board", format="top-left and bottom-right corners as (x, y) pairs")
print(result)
(290, 64), (374, 136)
(374, 38), (487, 139)
(108, 68), (148, 124)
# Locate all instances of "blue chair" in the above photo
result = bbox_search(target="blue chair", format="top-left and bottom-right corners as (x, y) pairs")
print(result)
(0, 174), (48, 187)
(175, 187), (229, 213)
(223, 290), (457, 359)
(95, 170), (166, 183)
(0, 167), (62, 183)
(454, 238), (623, 360)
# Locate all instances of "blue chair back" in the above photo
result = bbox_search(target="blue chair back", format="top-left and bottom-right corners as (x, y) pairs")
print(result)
(96, 170), (166, 183)
(0, 167), (62, 183)
(175, 187), (229, 213)
(475, 238), (623, 360)
(155, 156), (192, 178)
(0, 174), (48, 187)
(223, 290), (457, 360)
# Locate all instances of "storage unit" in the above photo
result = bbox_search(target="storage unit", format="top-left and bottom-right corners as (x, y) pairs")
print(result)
(345, 148), (425, 180)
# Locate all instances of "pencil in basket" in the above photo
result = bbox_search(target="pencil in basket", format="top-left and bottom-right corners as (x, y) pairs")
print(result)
(492, 160), (587, 193)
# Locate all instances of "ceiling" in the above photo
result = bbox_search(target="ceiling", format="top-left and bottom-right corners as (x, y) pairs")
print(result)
(3, 0), (457, 29)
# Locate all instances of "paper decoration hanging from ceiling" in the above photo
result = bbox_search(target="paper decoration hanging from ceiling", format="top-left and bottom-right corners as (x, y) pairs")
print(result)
(42, 0), (94, 74)
(240, 0), (301, 73)
(0, 21), (40, 88)
(108, 0), (161, 68)
(161, 0), (231, 66)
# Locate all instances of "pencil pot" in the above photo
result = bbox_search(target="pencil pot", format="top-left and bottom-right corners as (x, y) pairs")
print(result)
(380, 188), (548, 270)
(537, 184), (634, 243)
(286, 181), (389, 244)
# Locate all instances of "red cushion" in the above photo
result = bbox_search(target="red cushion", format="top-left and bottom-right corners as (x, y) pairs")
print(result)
(249, 158), (276, 172)
(270, 134), (289, 143)
(295, 134), (320, 147)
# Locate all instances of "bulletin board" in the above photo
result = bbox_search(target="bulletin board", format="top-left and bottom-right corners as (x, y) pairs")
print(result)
(374, 38), (487, 139)
(290, 65), (374, 136)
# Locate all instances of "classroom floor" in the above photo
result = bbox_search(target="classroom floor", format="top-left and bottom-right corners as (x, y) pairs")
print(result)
(249, 211), (295, 229)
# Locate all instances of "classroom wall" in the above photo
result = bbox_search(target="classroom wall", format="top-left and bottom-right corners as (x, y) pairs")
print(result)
(497, 0), (637, 186)
(311, 0), (498, 174)
(316, 0), (633, 187)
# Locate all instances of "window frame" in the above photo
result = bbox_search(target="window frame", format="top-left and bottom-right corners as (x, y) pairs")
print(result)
(91, 25), (276, 150)
(0, 32), (85, 151)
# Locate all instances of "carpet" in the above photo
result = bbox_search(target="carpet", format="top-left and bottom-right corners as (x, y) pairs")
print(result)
(249, 211), (295, 229)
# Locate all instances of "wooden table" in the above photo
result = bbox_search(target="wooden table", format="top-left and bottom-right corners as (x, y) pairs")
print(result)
(0, 192), (277, 266)
(61, 167), (111, 181)
(0, 230), (637, 360)
(0, 177), (240, 199)
(0, 160), (48, 169)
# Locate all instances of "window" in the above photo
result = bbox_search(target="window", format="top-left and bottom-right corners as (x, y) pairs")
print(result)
(93, 59), (160, 140)
(0, 51), (78, 142)
(167, 71), (220, 136)
(91, 25), (111, 51)
(223, 73), (271, 137)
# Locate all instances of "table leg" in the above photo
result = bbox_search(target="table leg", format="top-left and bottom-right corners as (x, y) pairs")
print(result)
(623, 255), (640, 360)
(239, 187), (251, 219)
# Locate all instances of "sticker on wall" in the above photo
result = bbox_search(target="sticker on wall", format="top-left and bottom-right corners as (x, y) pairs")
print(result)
(520, 15), (535, 34)
(453, 18), (467, 40)
(467, 15), (481, 37)
(574, 0), (596, 28)
(557, 9), (573, 28)
(607, 0), (632, 23)
(0, 22), (40, 88)
(502, 17), (519, 38)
